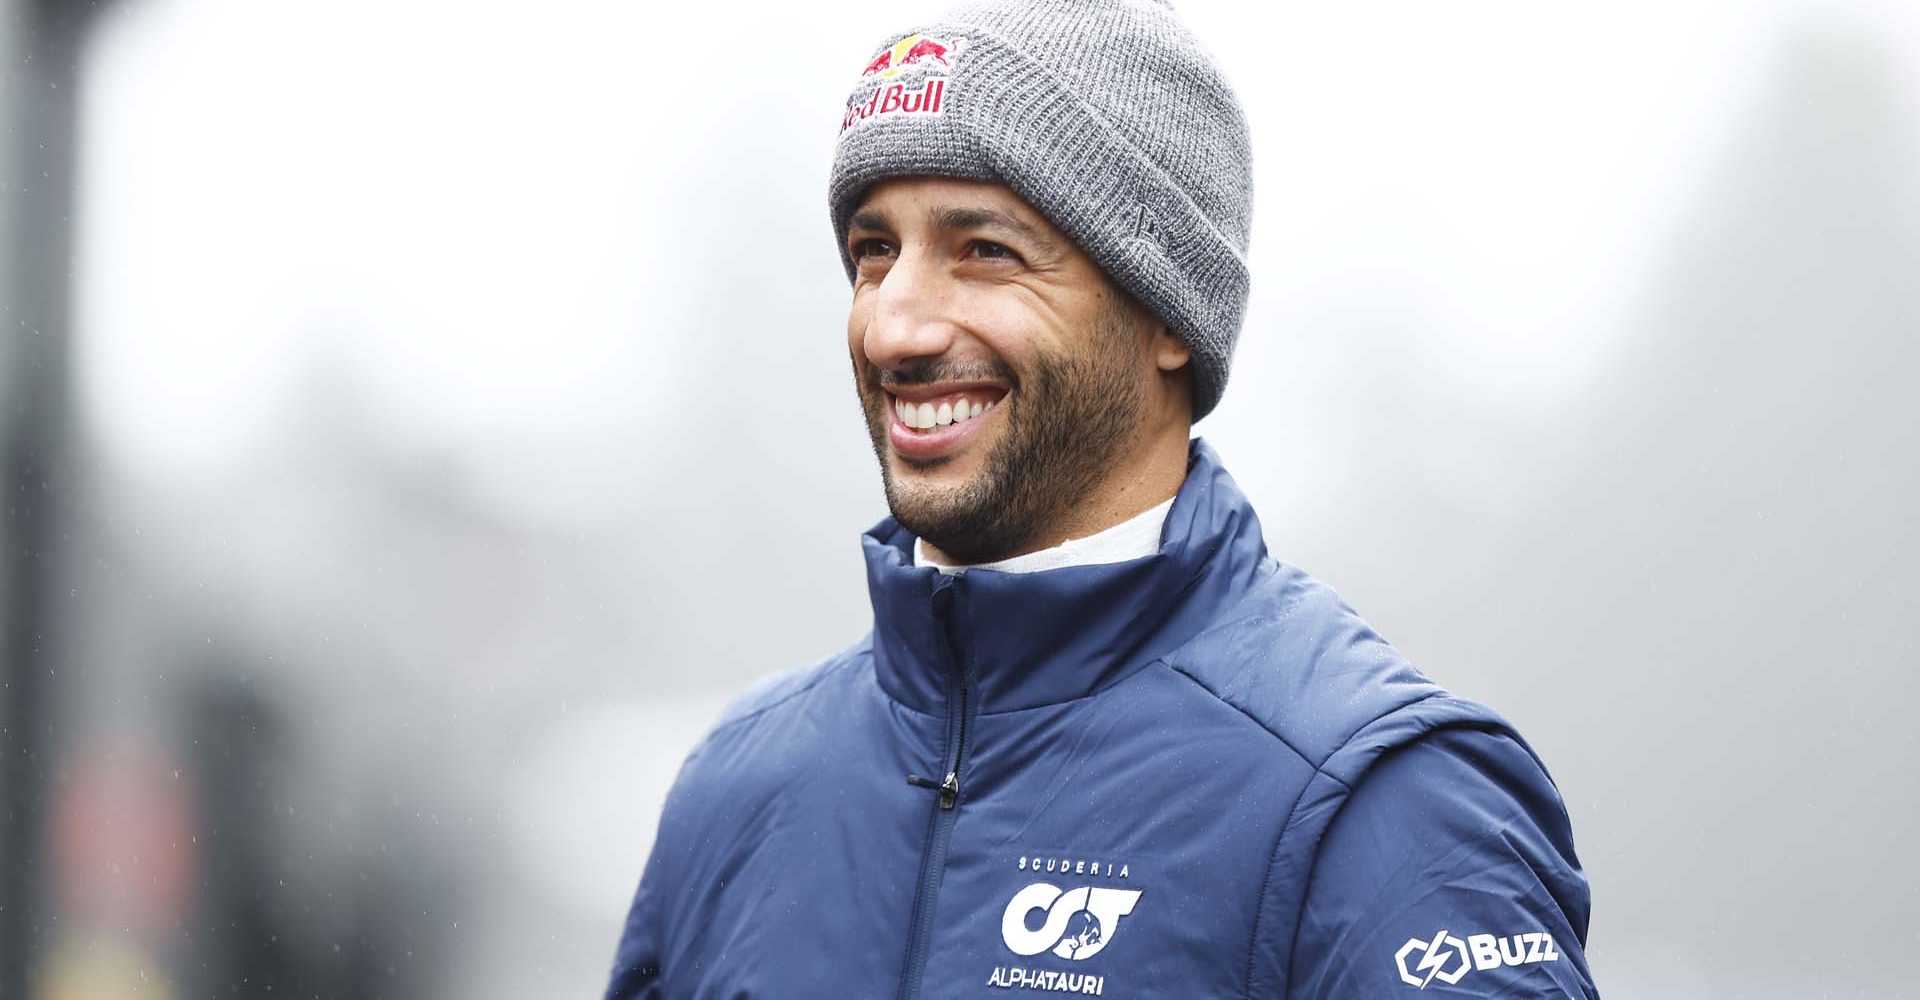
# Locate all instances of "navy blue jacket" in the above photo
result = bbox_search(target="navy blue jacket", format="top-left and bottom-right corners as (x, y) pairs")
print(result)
(607, 439), (1597, 999)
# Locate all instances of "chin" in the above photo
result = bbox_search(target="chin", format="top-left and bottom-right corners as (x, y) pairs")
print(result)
(888, 446), (973, 482)
(883, 474), (970, 527)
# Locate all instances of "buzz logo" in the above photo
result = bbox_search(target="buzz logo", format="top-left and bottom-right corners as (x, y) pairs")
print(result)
(1395, 929), (1562, 989)
(1000, 883), (1143, 961)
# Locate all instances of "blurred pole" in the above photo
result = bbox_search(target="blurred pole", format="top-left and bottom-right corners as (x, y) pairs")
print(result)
(2, 1), (100, 994)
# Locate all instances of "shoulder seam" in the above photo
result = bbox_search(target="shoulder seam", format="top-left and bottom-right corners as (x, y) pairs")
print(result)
(705, 652), (862, 742)
(1237, 742), (1326, 998)
(1241, 689), (1449, 998)
(1161, 661), (1320, 771)
(1150, 578), (1320, 767)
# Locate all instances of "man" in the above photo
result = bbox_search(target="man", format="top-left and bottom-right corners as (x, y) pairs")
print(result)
(607, 0), (1598, 997)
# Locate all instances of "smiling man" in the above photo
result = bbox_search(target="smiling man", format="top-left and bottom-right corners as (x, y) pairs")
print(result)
(846, 177), (1195, 569)
(605, 1), (1598, 998)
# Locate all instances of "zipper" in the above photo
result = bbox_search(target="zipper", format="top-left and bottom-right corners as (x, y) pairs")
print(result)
(904, 770), (959, 809)
(896, 573), (973, 1000)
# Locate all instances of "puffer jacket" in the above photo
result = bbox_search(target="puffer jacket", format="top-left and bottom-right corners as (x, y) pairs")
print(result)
(606, 438), (1597, 999)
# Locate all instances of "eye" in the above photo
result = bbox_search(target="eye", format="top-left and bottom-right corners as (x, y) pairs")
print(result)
(850, 237), (896, 261)
(969, 240), (1023, 263)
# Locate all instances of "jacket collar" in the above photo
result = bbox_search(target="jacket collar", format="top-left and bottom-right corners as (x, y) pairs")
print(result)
(861, 437), (1271, 715)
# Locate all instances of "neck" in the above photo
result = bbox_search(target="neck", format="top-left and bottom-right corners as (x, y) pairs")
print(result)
(919, 417), (1192, 566)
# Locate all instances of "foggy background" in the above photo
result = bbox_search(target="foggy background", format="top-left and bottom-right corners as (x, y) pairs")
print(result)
(2, 0), (1915, 997)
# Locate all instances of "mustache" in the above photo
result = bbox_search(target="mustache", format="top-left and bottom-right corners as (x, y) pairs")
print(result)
(867, 356), (1020, 394)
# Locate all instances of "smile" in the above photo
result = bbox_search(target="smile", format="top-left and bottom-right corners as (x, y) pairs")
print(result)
(893, 391), (999, 429)
(885, 386), (1007, 459)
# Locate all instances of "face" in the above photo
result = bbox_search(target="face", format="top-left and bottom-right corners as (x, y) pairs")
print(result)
(845, 176), (1185, 563)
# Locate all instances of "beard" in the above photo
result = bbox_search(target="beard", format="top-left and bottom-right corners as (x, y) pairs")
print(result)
(854, 309), (1150, 565)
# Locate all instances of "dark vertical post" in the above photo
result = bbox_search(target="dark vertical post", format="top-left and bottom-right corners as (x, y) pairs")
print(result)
(1, 2), (93, 994)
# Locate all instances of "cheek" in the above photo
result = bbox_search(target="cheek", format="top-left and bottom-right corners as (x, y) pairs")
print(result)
(846, 291), (875, 357)
(957, 299), (1053, 371)
(845, 310), (863, 354)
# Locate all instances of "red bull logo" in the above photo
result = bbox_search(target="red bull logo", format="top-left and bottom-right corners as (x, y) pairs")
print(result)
(842, 33), (963, 134)
(858, 32), (961, 80)
(899, 36), (952, 69)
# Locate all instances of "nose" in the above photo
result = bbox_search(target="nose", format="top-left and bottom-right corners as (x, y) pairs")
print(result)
(857, 245), (959, 373)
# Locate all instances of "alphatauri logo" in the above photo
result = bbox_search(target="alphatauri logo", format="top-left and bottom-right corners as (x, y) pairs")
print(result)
(1395, 928), (1562, 988)
(1000, 883), (1143, 960)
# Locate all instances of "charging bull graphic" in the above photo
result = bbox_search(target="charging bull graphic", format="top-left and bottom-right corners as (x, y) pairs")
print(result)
(857, 32), (963, 80)
(899, 35), (952, 69)
(1000, 884), (1144, 961)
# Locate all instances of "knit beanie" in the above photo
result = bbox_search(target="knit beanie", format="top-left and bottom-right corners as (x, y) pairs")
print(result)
(827, 0), (1252, 421)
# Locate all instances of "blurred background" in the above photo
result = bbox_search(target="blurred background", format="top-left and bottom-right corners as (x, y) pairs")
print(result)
(2, 0), (1915, 996)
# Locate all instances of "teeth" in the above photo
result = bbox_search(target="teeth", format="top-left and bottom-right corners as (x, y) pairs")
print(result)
(892, 394), (1000, 431)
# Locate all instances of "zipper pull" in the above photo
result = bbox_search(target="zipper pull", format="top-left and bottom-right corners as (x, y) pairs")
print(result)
(905, 770), (960, 809)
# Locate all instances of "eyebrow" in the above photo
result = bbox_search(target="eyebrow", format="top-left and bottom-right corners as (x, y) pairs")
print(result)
(848, 204), (1063, 256)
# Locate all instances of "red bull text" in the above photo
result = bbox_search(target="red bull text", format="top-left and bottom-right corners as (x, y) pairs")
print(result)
(841, 77), (947, 132)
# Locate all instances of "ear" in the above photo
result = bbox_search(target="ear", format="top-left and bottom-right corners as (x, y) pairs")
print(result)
(1149, 323), (1190, 373)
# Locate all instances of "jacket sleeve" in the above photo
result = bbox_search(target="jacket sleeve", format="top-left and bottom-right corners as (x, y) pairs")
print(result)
(603, 837), (668, 1000)
(1284, 726), (1599, 999)
(604, 727), (721, 1000)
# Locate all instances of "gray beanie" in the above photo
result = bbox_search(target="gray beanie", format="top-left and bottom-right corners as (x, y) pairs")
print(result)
(828, 0), (1253, 421)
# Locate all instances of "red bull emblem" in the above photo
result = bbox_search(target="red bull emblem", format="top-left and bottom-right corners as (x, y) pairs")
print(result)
(899, 36), (951, 69)
(842, 33), (963, 134)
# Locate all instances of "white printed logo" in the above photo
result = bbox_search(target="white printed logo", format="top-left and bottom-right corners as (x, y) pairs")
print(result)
(1395, 928), (1562, 989)
(1000, 883), (1143, 961)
